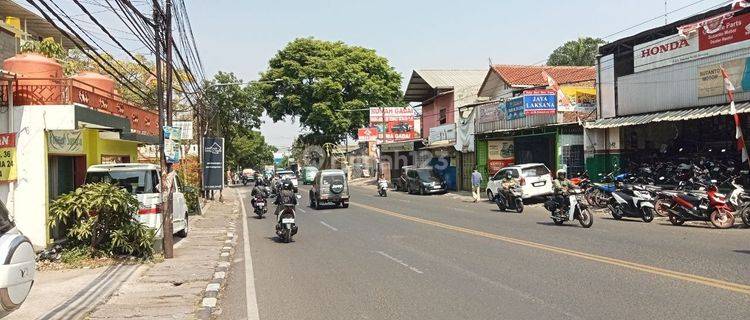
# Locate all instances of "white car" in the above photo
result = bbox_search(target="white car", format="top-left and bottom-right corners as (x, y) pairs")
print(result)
(277, 170), (299, 192)
(85, 164), (189, 238)
(0, 200), (35, 316)
(486, 163), (554, 200)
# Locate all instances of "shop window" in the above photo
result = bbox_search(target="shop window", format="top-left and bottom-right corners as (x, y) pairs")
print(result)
(439, 108), (447, 124)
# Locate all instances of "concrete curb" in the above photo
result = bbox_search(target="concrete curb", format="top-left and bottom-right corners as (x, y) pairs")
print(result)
(195, 217), (238, 319)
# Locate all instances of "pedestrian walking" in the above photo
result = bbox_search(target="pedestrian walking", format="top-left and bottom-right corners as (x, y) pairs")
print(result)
(471, 168), (483, 203)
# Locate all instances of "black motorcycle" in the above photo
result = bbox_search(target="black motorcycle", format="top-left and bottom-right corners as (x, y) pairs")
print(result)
(494, 187), (524, 213)
(251, 194), (267, 219)
(276, 204), (299, 243)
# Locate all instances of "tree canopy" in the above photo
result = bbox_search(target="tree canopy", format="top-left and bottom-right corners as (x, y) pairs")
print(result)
(547, 37), (606, 67)
(202, 72), (274, 169)
(255, 38), (403, 144)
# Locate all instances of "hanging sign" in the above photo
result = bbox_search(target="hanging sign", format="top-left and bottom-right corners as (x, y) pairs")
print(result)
(163, 126), (182, 164)
(0, 133), (17, 182)
(47, 130), (83, 154)
(505, 96), (525, 120)
(202, 137), (225, 190)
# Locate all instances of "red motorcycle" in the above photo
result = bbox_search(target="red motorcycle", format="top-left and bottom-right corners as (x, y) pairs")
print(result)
(666, 184), (736, 229)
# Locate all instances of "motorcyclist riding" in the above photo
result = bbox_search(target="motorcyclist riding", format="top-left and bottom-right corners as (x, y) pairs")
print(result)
(274, 179), (298, 216)
(552, 169), (574, 215)
(498, 171), (519, 202)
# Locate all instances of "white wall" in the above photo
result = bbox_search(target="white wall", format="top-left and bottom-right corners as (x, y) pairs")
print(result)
(597, 54), (616, 119)
(0, 105), (76, 248)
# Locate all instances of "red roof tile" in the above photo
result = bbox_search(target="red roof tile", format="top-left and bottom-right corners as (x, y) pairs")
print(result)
(491, 65), (596, 87)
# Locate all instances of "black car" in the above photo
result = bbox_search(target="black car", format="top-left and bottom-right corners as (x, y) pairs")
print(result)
(406, 168), (447, 195)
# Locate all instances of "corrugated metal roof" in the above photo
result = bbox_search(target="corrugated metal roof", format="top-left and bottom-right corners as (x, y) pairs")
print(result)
(404, 69), (486, 103)
(584, 102), (750, 129)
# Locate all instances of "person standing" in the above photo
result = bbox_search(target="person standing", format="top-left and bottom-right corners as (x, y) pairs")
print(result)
(471, 168), (483, 203)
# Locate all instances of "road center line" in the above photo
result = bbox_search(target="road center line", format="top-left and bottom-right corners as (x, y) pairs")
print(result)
(320, 221), (338, 231)
(376, 251), (423, 274)
(237, 190), (261, 320)
(351, 202), (750, 295)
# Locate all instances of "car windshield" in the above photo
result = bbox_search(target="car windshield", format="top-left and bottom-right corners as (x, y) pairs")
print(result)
(417, 169), (440, 181)
(86, 170), (156, 194)
(522, 166), (550, 177)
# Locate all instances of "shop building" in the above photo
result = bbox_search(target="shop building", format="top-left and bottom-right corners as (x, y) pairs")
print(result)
(0, 54), (158, 248)
(586, 3), (750, 177)
(403, 69), (486, 191)
(473, 65), (597, 185)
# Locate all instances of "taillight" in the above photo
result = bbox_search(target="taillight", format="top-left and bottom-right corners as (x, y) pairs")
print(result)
(519, 177), (526, 186)
(138, 205), (162, 215)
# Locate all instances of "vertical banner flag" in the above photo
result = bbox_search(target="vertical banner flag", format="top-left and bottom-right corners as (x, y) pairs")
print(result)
(721, 66), (749, 164)
(542, 71), (573, 112)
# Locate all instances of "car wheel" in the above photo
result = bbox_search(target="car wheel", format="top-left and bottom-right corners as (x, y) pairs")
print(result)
(487, 190), (494, 201)
(342, 203), (349, 208)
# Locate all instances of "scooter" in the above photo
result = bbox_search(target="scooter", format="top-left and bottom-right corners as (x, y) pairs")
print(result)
(275, 195), (302, 243)
(494, 187), (524, 213)
(251, 195), (267, 219)
(608, 185), (656, 222)
(378, 180), (388, 197)
(666, 183), (736, 229)
(544, 188), (594, 228)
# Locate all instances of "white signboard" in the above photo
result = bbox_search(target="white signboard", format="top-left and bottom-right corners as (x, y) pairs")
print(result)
(428, 124), (456, 143)
(634, 34), (699, 73)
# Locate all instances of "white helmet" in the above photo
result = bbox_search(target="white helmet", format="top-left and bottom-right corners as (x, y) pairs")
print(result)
(556, 169), (567, 178)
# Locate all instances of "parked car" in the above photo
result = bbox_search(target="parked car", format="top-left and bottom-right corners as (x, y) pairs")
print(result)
(406, 167), (447, 195)
(486, 163), (553, 200)
(277, 170), (299, 192)
(301, 166), (318, 185)
(309, 169), (350, 209)
(0, 200), (35, 317)
(85, 164), (189, 238)
(394, 165), (415, 191)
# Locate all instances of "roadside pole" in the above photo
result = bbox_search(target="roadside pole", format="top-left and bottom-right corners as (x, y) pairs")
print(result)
(154, 0), (173, 259)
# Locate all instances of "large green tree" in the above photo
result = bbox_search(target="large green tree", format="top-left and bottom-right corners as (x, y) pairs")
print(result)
(255, 38), (403, 143)
(547, 37), (607, 67)
(202, 72), (273, 168)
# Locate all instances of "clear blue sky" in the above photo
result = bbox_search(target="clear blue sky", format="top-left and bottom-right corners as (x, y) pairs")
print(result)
(26, 0), (732, 148)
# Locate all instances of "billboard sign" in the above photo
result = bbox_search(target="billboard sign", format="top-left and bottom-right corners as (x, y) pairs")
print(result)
(505, 96), (525, 120)
(369, 107), (415, 142)
(202, 137), (224, 190)
(522, 89), (557, 115)
(357, 127), (379, 142)
(47, 130), (83, 155)
(428, 123), (456, 143)
(477, 102), (504, 124)
(369, 107), (414, 122)
(487, 140), (514, 161)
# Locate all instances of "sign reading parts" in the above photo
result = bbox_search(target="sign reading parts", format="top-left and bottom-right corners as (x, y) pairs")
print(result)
(0, 133), (17, 182)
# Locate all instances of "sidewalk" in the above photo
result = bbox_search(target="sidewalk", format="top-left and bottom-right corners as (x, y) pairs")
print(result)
(14, 191), (242, 320)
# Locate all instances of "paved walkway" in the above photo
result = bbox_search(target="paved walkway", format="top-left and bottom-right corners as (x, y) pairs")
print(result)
(13, 191), (241, 320)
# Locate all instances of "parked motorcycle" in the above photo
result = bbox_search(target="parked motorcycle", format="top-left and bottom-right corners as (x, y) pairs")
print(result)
(608, 185), (656, 222)
(666, 183), (736, 229)
(494, 187), (524, 213)
(275, 195), (302, 243)
(378, 180), (388, 197)
(251, 195), (267, 219)
(544, 188), (593, 228)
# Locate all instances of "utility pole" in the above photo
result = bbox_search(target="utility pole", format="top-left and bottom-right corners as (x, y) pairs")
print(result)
(154, 0), (173, 259)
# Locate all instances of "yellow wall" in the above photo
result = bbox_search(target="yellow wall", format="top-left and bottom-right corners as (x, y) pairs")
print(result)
(82, 129), (139, 167)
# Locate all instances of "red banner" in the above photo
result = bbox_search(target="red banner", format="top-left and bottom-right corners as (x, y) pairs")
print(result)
(699, 12), (750, 51)
(488, 159), (514, 175)
(357, 128), (379, 142)
(0, 133), (16, 148)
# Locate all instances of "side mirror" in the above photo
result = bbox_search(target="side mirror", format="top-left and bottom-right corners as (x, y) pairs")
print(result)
(659, 176), (665, 181)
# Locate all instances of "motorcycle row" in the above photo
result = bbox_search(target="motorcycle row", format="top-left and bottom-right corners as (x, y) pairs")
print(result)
(576, 163), (750, 229)
(250, 179), (300, 243)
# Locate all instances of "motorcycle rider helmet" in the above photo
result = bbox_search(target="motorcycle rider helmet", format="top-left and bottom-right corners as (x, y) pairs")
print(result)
(556, 169), (566, 180)
(282, 179), (293, 190)
(505, 171), (513, 179)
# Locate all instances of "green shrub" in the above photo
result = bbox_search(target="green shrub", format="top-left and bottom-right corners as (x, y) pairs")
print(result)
(49, 183), (155, 258)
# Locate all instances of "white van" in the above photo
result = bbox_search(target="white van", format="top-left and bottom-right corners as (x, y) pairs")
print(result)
(85, 164), (188, 238)
(486, 163), (554, 199)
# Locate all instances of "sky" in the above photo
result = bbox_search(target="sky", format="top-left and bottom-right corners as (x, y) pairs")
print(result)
(24, 0), (733, 149)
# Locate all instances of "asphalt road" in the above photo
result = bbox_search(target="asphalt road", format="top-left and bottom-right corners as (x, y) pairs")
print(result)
(220, 183), (750, 320)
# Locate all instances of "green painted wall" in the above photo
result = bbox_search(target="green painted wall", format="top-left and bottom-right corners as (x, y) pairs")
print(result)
(585, 153), (622, 181)
(475, 139), (488, 189)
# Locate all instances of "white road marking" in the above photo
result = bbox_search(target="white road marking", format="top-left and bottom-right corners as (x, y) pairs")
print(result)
(375, 251), (423, 274)
(237, 190), (261, 320)
(297, 207), (306, 213)
(320, 221), (338, 231)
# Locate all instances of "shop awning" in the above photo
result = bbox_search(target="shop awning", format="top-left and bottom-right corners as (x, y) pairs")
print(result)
(584, 102), (750, 129)
(422, 140), (455, 150)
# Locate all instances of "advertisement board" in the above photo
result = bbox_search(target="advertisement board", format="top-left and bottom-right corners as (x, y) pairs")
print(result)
(47, 130), (83, 154)
(523, 89), (557, 115)
(505, 96), (525, 120)
(202, 137), (224, 190)
(163, 126), (182, 164)
(428, 124), (456, 143)
(634, 34), (699, 73)
(369, 107), (415, 142)
(0, 133), (17, 182)
(488, 159), (514, 175)
(380, 141), (414, 153)
(487, 140), (514, 160)
(698, 57), (750, 97)
(357, 127), (379, 142)
(477, 102), (504, 124)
